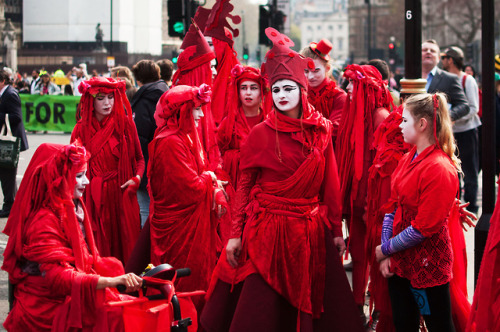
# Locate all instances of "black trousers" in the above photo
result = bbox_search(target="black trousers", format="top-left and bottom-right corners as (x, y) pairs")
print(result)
(455, 128), (479, 213)
(387, 275), (455, 332)
(0, 165), (17, 211)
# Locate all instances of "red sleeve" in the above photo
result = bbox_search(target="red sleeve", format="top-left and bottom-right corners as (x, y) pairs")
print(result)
(130, 121), (145, 178)
(320, 141), (343, 237)
(153, 135), (214, 203)
(411, 161), (458, 237)
(230, 168), (258, 238)
(70, 123), (82, 144)
(329, 90), (347, 139)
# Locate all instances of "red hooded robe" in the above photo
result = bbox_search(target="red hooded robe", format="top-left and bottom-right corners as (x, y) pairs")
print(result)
(3, 143), (129, 331)
(71, 78), (144, 265)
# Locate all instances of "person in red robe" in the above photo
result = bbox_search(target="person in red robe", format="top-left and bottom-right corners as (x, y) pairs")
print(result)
(200, 27), (364, 332)
(217, 64), (270, 244)
(71, 77), (145, 264)
(467, 184), (500, 331)
(375, 93), (460, 332)
(335, 64), (393, 322)
(300, 39), (347, 143)
(2, 142), (142, 331)
(148, 84), (227, 310)
(204, 0), (241, 125)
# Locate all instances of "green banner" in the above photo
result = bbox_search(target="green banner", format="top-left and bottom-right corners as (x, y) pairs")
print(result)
(21, 94), (81, 132)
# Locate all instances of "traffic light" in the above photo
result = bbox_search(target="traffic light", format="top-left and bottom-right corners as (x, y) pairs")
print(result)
(172, 50), (179, 64)
(259, 5), (271, 45)
(243, 45), (249, 61)
(168, 0), (185, 37)
(388, 43), (396, 59)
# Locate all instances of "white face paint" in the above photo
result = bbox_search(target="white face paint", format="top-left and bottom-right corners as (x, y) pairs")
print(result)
(192, 106), (204, 128)
(271, 79), (301, 114)
(210, 59), (217, 79)
(93, 93), (114, 122)
(400, 107), (418, 144)
(239, 80), (261, 109)
(304, 58), (327, 88)
(73, 171), (89, 199)
(346, 80), (353, 95)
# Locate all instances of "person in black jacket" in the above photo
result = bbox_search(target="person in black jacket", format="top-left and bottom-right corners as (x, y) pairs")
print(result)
(421, 39), (470, 121)
(0, 69), (28, 217)
(131, 60), (168, 226)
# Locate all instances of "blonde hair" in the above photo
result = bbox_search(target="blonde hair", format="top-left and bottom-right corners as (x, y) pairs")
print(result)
(405, 93), (461, 171)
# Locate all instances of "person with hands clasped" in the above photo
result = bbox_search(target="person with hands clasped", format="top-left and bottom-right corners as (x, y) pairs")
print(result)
(71, 77), (145, 265)
(147, 84), (227, 312)
(375, 93), (460, 332)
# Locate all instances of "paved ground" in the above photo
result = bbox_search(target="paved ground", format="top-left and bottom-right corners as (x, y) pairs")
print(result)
(0, 133), (481, 328)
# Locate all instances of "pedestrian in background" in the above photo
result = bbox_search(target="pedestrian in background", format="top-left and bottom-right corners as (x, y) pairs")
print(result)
(156, 59), (174, 87)
(110, 65), (137, 101)
(0, 69), (28, 218)
(32, 70), (61, 95)
(130, 59), (168, 227)
(441, 46), (481, 214)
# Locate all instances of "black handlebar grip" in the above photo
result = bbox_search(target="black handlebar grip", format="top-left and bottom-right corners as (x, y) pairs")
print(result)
(116, 284), (126, 293)
(176, 268), (191, 278)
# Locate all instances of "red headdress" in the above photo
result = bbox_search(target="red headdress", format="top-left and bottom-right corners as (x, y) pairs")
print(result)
(173, 19), (215, 87)
(261, 28), (331, 156)
(336, 64), (394, 208)
(3, 142), (93, 280)
(204, 0), (241, 124)
(204, 0), (241, 48)
(154, 84), (212, 170)
(309, 39), (333, 62)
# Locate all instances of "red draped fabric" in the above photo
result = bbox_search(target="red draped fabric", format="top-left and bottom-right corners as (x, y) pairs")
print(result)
(467, 180), (500, 331)
(2, 143), (129, 331)
(148, 131), (218, 295)
(172, 56), (222, 173)
(211, 38), (240, 125)
(365, 106), (410, 331)
(71, 114), (144, 264)
(307, 78), (347, 142)
(208, 108), (345, 317)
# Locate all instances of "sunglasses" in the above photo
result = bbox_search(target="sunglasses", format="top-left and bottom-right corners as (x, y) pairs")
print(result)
(441, 55), (450, 60)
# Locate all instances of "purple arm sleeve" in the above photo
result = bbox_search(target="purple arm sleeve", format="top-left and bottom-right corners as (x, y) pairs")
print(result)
(381, 225), (425, 256)
(381, 210), (396, 244)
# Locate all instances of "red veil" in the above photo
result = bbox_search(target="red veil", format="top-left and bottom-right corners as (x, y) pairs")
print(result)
(3, 143), (125, 331)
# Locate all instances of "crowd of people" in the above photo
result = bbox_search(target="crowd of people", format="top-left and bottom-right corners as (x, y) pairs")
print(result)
(0, 0), (498, 331)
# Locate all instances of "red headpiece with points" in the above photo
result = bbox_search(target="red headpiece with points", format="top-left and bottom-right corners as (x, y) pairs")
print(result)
(204, 0), (241, 47)
(261, 27), (314, 89)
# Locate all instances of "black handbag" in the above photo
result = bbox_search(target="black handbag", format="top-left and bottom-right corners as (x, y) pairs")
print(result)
(0, 114), (21, 168)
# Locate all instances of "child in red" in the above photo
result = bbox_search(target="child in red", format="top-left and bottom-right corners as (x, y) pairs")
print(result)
(375, 93), (459, 331)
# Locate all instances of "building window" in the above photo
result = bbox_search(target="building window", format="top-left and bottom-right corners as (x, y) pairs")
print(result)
(338, 24), (343, 30)
(338, 38), (343, 51)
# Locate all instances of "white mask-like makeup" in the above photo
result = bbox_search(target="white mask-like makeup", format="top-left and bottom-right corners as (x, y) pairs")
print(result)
(73, 171), (89, 199)
(400, 107), (418, 144)
(192, 106), (204, 128)
(271, 79), (301, 115)
(304, 58), (327, 88)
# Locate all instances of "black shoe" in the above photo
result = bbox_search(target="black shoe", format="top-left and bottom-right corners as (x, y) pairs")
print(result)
(0, 209), (10, 218)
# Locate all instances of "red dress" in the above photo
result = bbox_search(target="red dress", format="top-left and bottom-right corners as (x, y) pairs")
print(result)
(148, 130), (219, 295)
(387, 145), (458, 288)
(71, 115), (145, 263)
(307, 78), (346, 143)
(202, 111), (364, 332)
